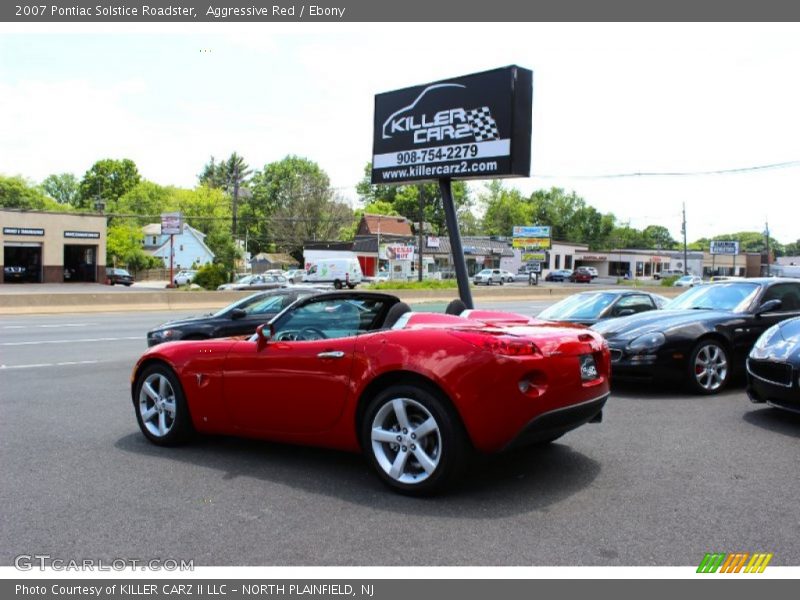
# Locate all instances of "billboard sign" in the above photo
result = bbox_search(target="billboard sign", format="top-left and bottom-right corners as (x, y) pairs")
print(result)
(160, 212), (183, 235)
(512, 237), (551, 249)
(710, 240), (740, 255)
(522, 252), (547, 262)
(381, 243), (415, 261)
(371, 66), (532, 184)
(513, 225), (550, 238)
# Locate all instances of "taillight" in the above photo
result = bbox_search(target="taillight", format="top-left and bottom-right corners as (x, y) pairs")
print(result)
(450, 330), (542, 356)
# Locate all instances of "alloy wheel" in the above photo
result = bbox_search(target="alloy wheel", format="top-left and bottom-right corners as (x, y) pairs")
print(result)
(138, 372), (177, 438)
(693, 343), (728, 392)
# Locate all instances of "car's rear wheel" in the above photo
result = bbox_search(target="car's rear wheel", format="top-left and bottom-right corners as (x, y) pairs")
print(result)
(361, 384), (470, 495)
(134, 364), (193, 446)
(687, 340), (730, 395)
(333, 279), (343, 290)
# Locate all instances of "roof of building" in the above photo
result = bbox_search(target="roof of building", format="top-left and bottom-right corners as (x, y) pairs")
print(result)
(359, 214), (413, 236)
(251, 253), (298, 266)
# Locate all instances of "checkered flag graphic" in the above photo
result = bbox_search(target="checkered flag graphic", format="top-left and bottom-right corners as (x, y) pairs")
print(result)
(467, 107), (500, 142)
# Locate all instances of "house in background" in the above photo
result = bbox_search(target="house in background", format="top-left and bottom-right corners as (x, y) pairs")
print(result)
(249, 252), (298, 273)
(142, 223), (215, 270)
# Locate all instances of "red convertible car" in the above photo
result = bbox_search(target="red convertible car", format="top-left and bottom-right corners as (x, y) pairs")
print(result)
(132, 292), (610, 494)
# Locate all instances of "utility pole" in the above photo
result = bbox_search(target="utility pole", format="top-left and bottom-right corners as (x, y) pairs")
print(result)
(682, 202), (688, 275)
(232, 161), (239, 238)
(765, 219), (771, 276)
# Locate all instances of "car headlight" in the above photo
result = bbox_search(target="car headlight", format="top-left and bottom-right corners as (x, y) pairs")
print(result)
(150, 329), (183, 341)
(627, 332), (666, 352)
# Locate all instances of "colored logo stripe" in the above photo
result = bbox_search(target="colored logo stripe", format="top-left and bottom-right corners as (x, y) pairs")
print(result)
(697, 553), (773, 573)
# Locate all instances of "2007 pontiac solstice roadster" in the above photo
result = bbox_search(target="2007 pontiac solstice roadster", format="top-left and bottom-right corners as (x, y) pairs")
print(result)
(132, 292), (610, 494)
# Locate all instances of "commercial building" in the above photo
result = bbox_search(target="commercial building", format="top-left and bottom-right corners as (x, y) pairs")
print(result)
(1, 209), (106, 284)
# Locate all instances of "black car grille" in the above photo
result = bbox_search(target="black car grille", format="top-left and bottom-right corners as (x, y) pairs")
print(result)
(747, 359), (793, 387)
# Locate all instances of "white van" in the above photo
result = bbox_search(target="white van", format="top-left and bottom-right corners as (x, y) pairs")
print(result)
(303, 257), (363, 289)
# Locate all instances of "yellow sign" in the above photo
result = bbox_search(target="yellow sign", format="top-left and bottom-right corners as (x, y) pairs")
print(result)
(512, 237), (551, 249)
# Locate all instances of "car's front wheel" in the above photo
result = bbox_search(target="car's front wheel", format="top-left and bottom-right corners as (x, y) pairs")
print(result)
(134, 364), (193, 445)
(361, 384), (470, 495)
(687, 340), (730, 395)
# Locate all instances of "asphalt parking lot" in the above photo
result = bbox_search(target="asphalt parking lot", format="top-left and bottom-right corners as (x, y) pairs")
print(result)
(1, 301), (799, 566)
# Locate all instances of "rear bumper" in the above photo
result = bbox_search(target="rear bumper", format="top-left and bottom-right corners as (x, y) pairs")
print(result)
(505, 393), (608, 450)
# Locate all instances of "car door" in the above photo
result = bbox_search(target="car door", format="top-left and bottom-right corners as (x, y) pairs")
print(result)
(736, 282), (800, 355)
(222, 297), (367, 434)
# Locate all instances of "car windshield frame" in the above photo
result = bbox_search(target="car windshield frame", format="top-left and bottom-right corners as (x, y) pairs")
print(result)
(538, 292), (619, 320)
(664, 282), (761, 313)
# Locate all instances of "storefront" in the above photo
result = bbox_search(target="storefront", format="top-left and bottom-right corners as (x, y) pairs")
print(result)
(1, 209), (106, 284)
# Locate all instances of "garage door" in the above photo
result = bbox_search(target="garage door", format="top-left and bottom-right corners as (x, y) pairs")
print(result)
(3, 242), (42, 283)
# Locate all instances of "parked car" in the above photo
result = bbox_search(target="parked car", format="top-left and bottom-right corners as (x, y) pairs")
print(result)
(173, 270), (198, 286)
(372, 271), (391, 284)
(106, 268), (134, 286)
(673, 275), (703, 287)
(3, 265), (26, 282)
(545, 269), (573, 282)
(147, 288), (323, 346)
(569, 268), (593, 283)
(283, 269), (306, 283)
(538, 290), (668, 326)
(132, 291), (610, 495)
(747, 316), (800, 414)
(473, 268), (505, 285)
(592, 279), (800, 394)
(499, 269), (516, 283)
(217, 274), (289, 291)
(653, 269), (684, 281)
(580, 266), (599, 279)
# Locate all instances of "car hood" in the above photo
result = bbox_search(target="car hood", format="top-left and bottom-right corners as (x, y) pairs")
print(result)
(150, 314), (216, 331)
(591, 309), (732, 341)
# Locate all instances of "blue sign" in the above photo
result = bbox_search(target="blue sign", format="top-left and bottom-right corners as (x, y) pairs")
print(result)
(513, 225), (550, 238)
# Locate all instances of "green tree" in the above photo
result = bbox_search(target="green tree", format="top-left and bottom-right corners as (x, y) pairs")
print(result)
(198, 153), (251, 192)
(0, 175), (61, 210)
(106, 222), (158, 271)
(78, 159), (141, 210)
(246, 156), (352, 256)
(115, 181), (172, 225)
(41, 173), (79, 206)
(641, 225), (678, 249)
(480, 181), (532, 236)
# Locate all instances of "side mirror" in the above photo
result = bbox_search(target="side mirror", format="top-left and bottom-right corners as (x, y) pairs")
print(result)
(255, 323), (272, 350)
(755, 299), (782, 316)
(230, 308), (247, 320)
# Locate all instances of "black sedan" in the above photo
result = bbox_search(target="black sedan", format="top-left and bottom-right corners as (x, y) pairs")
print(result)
(537, 290), (669, 326)
(106, 268), (134, 286)
(591, 279), (800, 394)
(746, 316), (800, 414)
(146, 288), (322, 346)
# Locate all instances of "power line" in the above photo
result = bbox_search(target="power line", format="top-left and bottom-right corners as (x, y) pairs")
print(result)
(530, 160), (800, 180)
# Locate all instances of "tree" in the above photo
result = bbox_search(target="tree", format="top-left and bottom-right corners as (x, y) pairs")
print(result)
(115, 181), (172, 225)
(41, 173), (79, 206)
(641, 225), (677, 249)
(480, 181), (531, 236)
(0, 175), (61, 210)
(78, 159), (141, 210)
(106, 222), (159, 271)
(245, 156), (353, 257)
(198, 153), (251, 192)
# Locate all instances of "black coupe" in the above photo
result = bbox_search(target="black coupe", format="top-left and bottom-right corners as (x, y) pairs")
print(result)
(146, 288), (322, 346)
(746, 316), (800, 414)
(537, 289), (668, 326)
(591, 279), (800, 394)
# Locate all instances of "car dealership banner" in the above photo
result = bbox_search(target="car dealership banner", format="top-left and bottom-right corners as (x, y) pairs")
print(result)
(371, 66), (532, 184)
(710, 240), (740, 255)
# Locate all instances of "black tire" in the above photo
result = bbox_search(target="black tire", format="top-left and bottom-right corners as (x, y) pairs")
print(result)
(333, 279), (343, 290)
(499, 279), (504, 285)
(347, 283), (356, 289)
(686, 339), (731, 395)
(360, 383), (471, 495)
(133, 363), (194, 446)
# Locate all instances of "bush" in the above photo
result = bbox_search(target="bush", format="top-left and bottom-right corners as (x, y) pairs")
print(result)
(660, 276), (680, 287)
(368, 279), (459, 290)
(193, 263), (228, 290)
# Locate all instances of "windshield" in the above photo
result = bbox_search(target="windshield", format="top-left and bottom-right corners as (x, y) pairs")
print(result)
(538, 292), (617, 320)
(665, 282), (760, 312)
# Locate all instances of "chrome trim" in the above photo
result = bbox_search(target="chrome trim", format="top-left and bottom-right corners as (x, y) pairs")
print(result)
(317, 351), (345, 359)
(539, 391), (610, 416)
(746, 359), (794, 389)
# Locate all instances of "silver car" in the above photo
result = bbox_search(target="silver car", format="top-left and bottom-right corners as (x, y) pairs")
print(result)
(473, 268), (505, 285)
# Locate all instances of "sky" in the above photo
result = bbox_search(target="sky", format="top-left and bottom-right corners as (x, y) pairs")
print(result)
(1, 22), (799, 244)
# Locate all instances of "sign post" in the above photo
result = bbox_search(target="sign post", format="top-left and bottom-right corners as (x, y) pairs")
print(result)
(372, 65), (532, 308)
(161, 212), (183, 289)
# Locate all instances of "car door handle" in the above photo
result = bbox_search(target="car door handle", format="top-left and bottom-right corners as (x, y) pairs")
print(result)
(317, 351), (345, 359)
